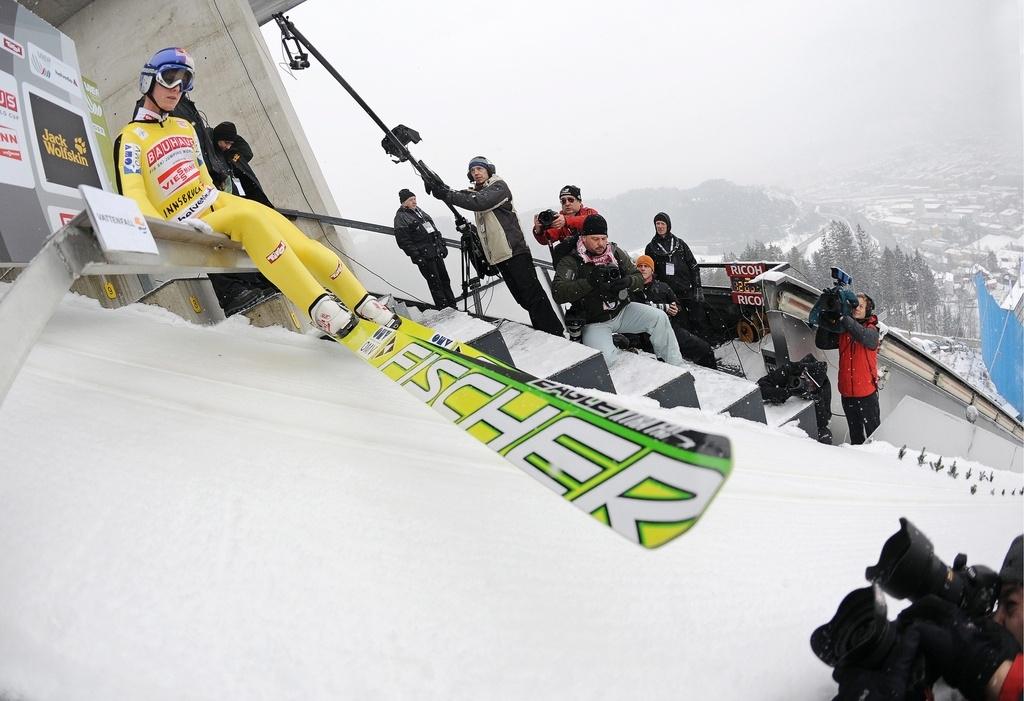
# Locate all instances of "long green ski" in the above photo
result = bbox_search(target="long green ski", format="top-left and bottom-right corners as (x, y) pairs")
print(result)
(335, 316), (732, 549)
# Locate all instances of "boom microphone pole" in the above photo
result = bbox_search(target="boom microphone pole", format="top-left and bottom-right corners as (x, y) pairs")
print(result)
(271, 13), (496, 309)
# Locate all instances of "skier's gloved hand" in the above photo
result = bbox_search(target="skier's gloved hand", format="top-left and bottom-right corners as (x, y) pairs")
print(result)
(896, 596), (1021, 701)
(831, 627), (920, 701)
(184, 217), (215, 236)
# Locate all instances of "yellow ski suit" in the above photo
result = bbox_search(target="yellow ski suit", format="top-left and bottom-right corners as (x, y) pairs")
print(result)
(116, 115), (366, 315)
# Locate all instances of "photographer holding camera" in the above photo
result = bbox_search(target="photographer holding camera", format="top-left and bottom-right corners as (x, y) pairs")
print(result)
(552, 215), (685, 367)
(532, 185), (599, 266)
(423, 156), (564, 336)
(821, 527), (1023, 701)
(814, 289), (881, 445)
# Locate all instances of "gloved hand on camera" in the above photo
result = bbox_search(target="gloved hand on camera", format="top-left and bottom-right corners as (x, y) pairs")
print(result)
(185, 218), (215, 236)
(605, 276), (631, 293)
(421, 171), (450, 200)
(831, 627), (921, 701)
(897, 595), (1021, 701)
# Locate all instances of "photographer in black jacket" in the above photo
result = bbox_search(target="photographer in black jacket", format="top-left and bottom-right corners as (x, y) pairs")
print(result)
(552, 215), (685, 367)
(630, 255), (717, 369)
(211, 121), (272, 208)
(393, 189), (455, 308)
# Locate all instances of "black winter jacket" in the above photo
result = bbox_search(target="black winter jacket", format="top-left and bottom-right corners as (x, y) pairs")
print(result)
(631, 279), (678, 313)
(552, 243), (643, 323)
(219, 134), (272, 207)
(393, 206), (447, 262)
(644, 213), (701, 300)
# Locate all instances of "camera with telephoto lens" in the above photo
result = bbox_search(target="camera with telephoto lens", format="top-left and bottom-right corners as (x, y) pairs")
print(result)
(537, 209), (558, 228)
(590, 264), (628, 302)
(811, 518), (1001, 678)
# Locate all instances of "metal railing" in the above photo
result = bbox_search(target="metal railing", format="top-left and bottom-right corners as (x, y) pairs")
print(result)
(278, 207), (562, 324)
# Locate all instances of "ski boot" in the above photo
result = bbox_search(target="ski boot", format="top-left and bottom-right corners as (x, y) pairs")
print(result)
(309, 293), (358, 339)
(354, 293), (402, 330)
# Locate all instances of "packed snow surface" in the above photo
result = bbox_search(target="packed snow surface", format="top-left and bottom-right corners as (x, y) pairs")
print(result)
(0, 288), (1021, 700)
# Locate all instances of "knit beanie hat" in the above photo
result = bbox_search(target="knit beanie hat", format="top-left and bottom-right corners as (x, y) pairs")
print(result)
(466, 156), (495, 180)
(559, 185), (581, 200)
(399, 188), (415, 203)
(1001, 535), (1023, 585)
(211, 121), (237, 143)
(636, 255), (655, 268)
(653, 212), (672, 232)
(581, 214), (608, 236)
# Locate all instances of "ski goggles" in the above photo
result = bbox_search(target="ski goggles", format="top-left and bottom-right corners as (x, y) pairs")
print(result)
(154, 65), (194, 91)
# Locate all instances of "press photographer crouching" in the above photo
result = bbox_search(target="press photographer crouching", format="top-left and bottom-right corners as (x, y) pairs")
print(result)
(813, 268), (881, 445)
(552, 215), (686, 367)
(812, 519), (1023, 701)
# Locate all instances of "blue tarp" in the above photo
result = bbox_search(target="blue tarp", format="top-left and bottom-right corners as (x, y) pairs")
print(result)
(975, 273), (1023, 418)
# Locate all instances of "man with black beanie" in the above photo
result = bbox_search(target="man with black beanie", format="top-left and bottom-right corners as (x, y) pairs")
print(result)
(423, 156), (563, 335)
(552, 214), (685, 366)
(393, 189), (455, 308)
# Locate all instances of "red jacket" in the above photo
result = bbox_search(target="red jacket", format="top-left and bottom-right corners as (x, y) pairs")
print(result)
(533, 206), (599, 245)
(998, 654), (1022, 701)
(837, 316), (880, 398)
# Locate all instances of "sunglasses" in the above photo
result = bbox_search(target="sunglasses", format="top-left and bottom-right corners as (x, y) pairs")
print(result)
(154, 66), (194, 91)
(560, 196), (577, 204)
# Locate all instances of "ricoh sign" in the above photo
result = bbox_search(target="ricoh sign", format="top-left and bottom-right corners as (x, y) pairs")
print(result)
(725, 262), (767, 306)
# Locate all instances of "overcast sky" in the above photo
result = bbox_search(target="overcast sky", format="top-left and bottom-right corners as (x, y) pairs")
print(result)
(260, 0), (1021, 226)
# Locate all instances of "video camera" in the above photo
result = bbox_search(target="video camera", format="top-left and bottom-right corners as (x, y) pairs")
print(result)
(757, 354), (828, 404)
(811, 518), (1001, 679)
(809, 266), (860, 332)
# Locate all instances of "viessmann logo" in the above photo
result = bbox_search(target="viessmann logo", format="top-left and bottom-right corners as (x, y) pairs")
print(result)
(40, 128), (90, 167)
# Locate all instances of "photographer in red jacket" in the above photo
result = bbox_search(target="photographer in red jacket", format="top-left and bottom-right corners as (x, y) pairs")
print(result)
(815, 292), (881, 445)
(532, 185), (599, 266)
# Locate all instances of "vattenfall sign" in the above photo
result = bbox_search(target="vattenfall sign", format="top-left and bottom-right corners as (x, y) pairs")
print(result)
(725, 262), (767, 306)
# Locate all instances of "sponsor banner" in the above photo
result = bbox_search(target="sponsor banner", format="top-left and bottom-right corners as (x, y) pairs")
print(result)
(0, 70), (33, 188)
(1, 32), (24, 60)
(79, 184), (158, 255)
(726, 261), (767, 307)
(46, 205), (81, 232)
(27, 42), (81, 96)
(81, 76), (114, 185)
(731, 290), (765, 306)
(23, 83), (102, 195)
(725, 262), (767, 279)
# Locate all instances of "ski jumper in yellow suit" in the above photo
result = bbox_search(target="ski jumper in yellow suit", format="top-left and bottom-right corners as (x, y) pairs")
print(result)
(116, 110), (368, 321)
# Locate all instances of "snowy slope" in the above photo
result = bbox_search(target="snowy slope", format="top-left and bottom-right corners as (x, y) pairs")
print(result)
(0, 288), (1021, 701)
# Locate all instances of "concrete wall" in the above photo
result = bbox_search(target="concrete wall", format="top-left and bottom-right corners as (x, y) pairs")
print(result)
(58, 0), (358, 270)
